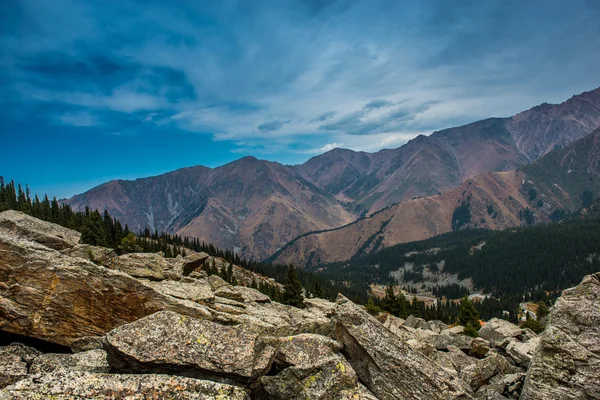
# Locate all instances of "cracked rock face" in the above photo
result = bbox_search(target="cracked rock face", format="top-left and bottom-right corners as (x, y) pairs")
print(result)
(521, 273), (600, 399)
(0, 371), (250, 400)
(332, 295), (473, 400)
(104, 310), (276, 385)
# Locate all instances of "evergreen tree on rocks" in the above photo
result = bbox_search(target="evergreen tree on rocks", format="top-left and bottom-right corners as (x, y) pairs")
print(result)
(458, 296), (480, 331)
(283, 264), (304, 308)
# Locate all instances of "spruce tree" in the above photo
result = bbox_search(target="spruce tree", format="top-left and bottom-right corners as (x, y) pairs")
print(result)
(458, 296), (480, 330)
(283, 264), (304, 308)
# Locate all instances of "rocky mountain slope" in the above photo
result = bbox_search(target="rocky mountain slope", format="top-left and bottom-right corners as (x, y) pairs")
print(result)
(1, 211), (599, 399)
(66, 88), (600, 262)
(299, 87), (600, 212)
(67, 157), (354, 260)
(272, 127), (600, 267)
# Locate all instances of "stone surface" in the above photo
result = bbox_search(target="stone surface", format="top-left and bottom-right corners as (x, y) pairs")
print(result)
(29, 349), (110, 374)
(105, 310), (275, 384)
(304, 298), (337, 317)
(143, 277), (215, 304)
(257, 355), (357, 400)
(213, 300), (333, 337)
(181, 252), (210, 276)
(70, 336), (105, 353)
(0, 343), (40, 389)
(505, 338), (537, 367)
(379, 313), (415, 342)
(0, 210), (80, 251)
(403, 314), (428, 329)
(461, 353), (511, 391)
(470, 337), (491, 358)
(521, 273), (600, 399)
(256, 333), (356, 399)
(333, 295), (472, 399)
(235, 286), (271, 303)
(478, 319), (522, 349)
(0, 230), (211, 346)
(426, 331), (475, 351)
(111, 252), (170, 280)
(0, 371), (249, 399)
(61, 244), (117, 267)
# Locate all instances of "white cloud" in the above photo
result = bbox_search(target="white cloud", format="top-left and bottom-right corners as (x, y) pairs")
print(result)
(56, 111), (100, 127)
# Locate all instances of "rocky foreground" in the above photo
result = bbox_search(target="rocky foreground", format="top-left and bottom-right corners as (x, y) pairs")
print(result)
(0, 210), (599, 399)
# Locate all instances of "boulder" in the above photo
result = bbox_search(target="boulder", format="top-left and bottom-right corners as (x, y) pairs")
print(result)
(0, 210), (80, 250)
(256, 355), (357, 400)
(111, 252), (170, 280)
(521, 272), (600, 399)
(304, 298), (337, 317)
(379, 313), (415, 342)
(181, 252), (210, 276)
(426, 331), (475, 351)
(143, 277), (215, 304)
(235, 286), (271, 303)
(505, 338), (537, 367)
(29, 349), (110, 374)
(70, 336), (105, 353)
(403, 314), (428, 329)
(478, 319), (522, 349)
(485, 373), (525, 399)
(104, 310), (276, 384)
(0, 371), (249, 399)
(430, 345), (476, 376)
(460, 353), (511, 391)
(427, 320), (450, 333)
(445, 325), (465, 335)
(337, 383), (380, 400)
(333, 295), (473, 399)
(256, 333), (356, 399)
(269, 333), (343, 366)
(61, 244), (117, 267)
(0, 230), (211, 346)
(0, 343), (40, 388)
(470, 337), (491, 358)
(213, 300), (333, 337)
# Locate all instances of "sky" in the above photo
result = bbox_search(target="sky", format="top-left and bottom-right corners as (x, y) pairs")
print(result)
(1, 0), (600, 199)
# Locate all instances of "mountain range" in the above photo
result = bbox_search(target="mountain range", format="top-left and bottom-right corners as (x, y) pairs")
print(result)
(66, 87), (600, 262)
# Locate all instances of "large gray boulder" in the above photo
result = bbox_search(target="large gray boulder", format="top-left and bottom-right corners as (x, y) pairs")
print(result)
(143, 276), (215, 304)
(0, 344), (40, 389)
(460, 353), (510, 391)
(478, 319), (522, 349)
(0, 229), (211, 346)
(0, 210), (80, 250)
(104, 310), (276, 384)
(255, 333), (357, 400)
(521, 273), (600, 399)
(0, 371), (249, 399)
(111, 252), (171, 280)
(332, 295), (473, 399)
(505, 338), (538, 367)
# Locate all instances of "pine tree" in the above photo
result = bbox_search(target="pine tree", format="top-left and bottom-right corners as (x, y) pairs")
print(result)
(458, 297), (480, 330)
(283, 264), (304, 308)
(365, 297), (381, 316)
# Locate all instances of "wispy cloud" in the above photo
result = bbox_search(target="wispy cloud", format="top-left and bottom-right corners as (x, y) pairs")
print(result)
(258, 119), (291, 132)
(2, 0), (599, 158)
(56, 111), (101, 127)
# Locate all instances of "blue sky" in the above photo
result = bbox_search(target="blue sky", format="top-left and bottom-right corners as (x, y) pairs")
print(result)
(1, 0), (599, 198)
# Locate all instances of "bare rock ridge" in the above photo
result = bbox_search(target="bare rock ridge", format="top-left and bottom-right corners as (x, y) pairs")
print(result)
(65, 87), (600, 261)
(1, 211), (599, 399)
(273, 126), (600, 267)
